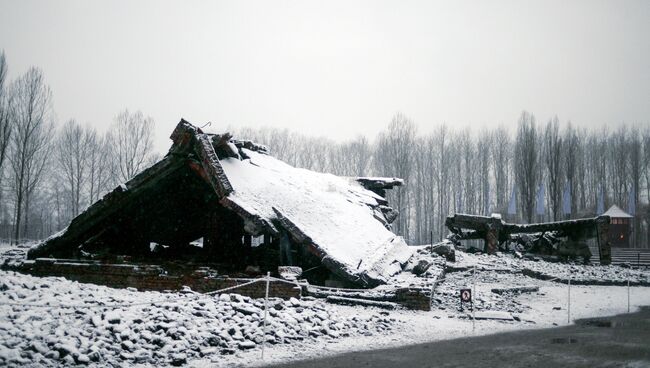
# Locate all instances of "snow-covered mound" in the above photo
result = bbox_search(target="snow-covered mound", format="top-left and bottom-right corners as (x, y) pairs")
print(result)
(0, 271), (399, 367)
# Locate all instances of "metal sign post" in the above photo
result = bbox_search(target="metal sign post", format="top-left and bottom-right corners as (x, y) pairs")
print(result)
(627, 273), (631, 313)
(430, 278), (437, 309)
(261, 272), (270, 361)
(472, 266), (476, 332)
(459, 287), (473, 332)
(567, 278), (571, 324)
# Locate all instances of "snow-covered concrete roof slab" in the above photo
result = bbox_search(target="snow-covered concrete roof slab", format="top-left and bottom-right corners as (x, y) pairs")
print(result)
(220, 147), (413, 287)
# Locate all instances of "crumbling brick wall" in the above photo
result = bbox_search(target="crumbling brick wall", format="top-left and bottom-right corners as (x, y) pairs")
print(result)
(9, 259), (301, 299)
(393, 287), (431, 311)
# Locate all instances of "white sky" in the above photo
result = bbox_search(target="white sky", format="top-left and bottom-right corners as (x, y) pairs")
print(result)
(0, 0), (648, 153)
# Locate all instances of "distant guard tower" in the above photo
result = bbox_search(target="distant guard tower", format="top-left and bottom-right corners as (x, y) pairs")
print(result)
(602, 205), (633, 248)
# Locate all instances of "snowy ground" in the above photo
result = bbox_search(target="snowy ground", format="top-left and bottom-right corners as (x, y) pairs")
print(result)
(1, 249), (649, 367)
(207, 267), (650, 368)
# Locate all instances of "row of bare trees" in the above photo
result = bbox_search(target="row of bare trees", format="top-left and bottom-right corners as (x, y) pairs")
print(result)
(1, 50), (648, 247)
(236, 112), (650, 248)
(0, 51), (157, 242)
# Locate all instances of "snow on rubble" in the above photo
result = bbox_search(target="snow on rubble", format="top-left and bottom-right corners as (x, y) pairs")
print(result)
(220, 147), (414, 285)
(0, 271), (399, 367)
(1, 244), (650, 367)
(450, 251), (650, 285)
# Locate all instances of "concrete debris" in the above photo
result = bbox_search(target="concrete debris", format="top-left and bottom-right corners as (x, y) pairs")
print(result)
(490, 285), (540, 295)
(445, 213), (610, 264)
(326, 296), (399, 310)
(278, 266), (303, 281)
(429, 241), (456, 262)
(473, 311), (515, 321)
(412, 260), (432, 276)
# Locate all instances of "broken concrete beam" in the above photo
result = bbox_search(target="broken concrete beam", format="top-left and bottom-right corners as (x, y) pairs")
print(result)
(220, 197), (278, 236)
(473, 311), (515, 321)
(232, 139), (269, 155)
(278, 266), (302, 281)
(490, 285), (540, 295)
(194, 134), (233, 198)
(379, 205), (399, 224)
(169, 119), (202, 154)
(326, 296), (398, 310)
(355, 177), (403, 188)
(209, 133), (239, 159)
(412, 259), (432, 275)
(429, 241), (456, 262)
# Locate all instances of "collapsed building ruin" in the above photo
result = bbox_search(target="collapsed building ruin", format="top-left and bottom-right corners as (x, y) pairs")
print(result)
(445, 213), (612, 264)
(25, 120), (413, 288)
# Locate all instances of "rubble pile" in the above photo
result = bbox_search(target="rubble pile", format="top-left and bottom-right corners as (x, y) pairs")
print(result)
(445, 213), (608, 263)
(0, 271), (399, 367)
(520, 260), (650, 285)
(401, 246), (446, 278)
(451, 251), (650, 285)
(432, 271), (531, 315)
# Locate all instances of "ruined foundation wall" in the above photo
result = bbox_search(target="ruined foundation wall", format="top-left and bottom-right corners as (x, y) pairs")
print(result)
(9, 259), (302, 299)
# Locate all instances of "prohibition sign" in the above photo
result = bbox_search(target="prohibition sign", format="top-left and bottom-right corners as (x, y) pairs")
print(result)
(460, 288), (472, 303)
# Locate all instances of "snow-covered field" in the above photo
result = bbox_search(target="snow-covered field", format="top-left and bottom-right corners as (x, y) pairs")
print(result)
(216, 264), (650, 368)
(1, 249), (649, 367)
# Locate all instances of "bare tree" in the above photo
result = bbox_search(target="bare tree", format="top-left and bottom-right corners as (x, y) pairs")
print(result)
(55, 120), (95, 218)
(87, 131), (113, 204)
(643, 128), (650, 247)
(266, 128), (293, 164)
(565, 123), (584, 217)
(340, 135), (371, 176)
(477, 129), (491, 215)
(576, 128), (588, 213)
(310, 139), (330, 173)
(412, 136), (428, 243)
(7, 67), (53, 242)
(544, 116), (563, 220)
(432, 124), (451, 238)
(490, 126), (511, 214)
(628, 127), (642, 247)
(374, 113), (417, 240)
(459, 130), (477, 215)
(515, 111), (539, 223)
(608, 125), (629, 206)
(107, 109), (155, 183)
(0, 51), (12, 216)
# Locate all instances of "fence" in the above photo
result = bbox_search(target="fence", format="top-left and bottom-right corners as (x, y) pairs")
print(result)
(589, 246), (650, 268)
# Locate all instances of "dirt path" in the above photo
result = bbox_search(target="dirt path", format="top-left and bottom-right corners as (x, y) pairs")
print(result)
(267, 306), (650, 368)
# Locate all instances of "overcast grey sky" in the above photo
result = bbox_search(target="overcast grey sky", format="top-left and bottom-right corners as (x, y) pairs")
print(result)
(0, 0), (648, 153)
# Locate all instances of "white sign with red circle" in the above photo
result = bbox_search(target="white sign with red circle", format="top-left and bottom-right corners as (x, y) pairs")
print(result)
(460, 288), (472, 303)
